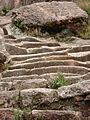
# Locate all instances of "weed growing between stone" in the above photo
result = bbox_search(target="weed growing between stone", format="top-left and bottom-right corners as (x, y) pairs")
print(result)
(13, 19), (27, 32)
(13, 107), (31, 120)
(13, 108), (23, 120)
(49, 73), (69, 89)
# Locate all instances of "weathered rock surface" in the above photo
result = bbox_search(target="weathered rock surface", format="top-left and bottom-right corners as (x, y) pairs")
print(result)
(0, 109), (81, 120)
(0, 35), (90, 119)
(58, 80), (90, 98)
(0, 4), (90, 119)
(0, 16), (11, 27)
(0, 108), (13, 120)
(10, 1), (88, 34)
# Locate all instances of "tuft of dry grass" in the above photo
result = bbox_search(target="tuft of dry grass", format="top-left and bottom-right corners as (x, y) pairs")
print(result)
(76, 0), (90, 15)
(75, 0), (90, 39)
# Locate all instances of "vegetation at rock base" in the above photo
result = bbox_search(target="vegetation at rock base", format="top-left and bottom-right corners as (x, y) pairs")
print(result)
(13, 108), (23, 120)
(49, 73), (69, 89)
(14, 19), (27, 31)
(12, 1), (89, 39)
(13, 107), (31, 120)
(77, 20), (90, 39)
(13, 19), (90, 41)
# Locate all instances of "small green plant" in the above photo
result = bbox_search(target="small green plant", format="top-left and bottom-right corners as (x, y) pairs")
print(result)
(13, 107), (31, 120)
(13, 108), (23, 120)
(14, 19), (27, 31)
(49, 73), (69, 89)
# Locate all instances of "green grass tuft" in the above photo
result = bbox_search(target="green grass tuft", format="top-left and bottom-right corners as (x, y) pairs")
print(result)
(13, 107), (31, 120)
(14, 19), (27, 31)
(49, 73), (69, 89)
(13, 108), (23, 120)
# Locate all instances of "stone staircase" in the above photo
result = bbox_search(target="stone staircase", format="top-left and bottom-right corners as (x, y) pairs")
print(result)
(0, 34), (90, 119)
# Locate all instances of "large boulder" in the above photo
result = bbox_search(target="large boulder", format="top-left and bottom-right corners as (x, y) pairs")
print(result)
(10, 1), (88, 34)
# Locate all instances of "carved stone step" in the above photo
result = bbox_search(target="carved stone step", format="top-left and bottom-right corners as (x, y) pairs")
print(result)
(17, 42), (60, 48)
(0, 88), (58, 109)
(13, 55), (72, 63)
(9, 60), (89, 70)
(31, 110), (81, 120)
(5, 43), (28, 55)
(0, 73), (80, 82)
(68, 51), (90, 62)
(2, 68), (30, 77)
(11, 50), (68, 61)
(2, 66), (90, 78)
(0, 79), (48, 91)
(69, 45), (90, 53)
(0, 108), (89, 120)
(30, 66), (90, 75)
(28, 46), (68, 54)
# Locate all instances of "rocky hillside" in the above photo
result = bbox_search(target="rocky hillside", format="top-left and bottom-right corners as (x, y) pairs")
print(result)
(0, 0), (90, 120)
